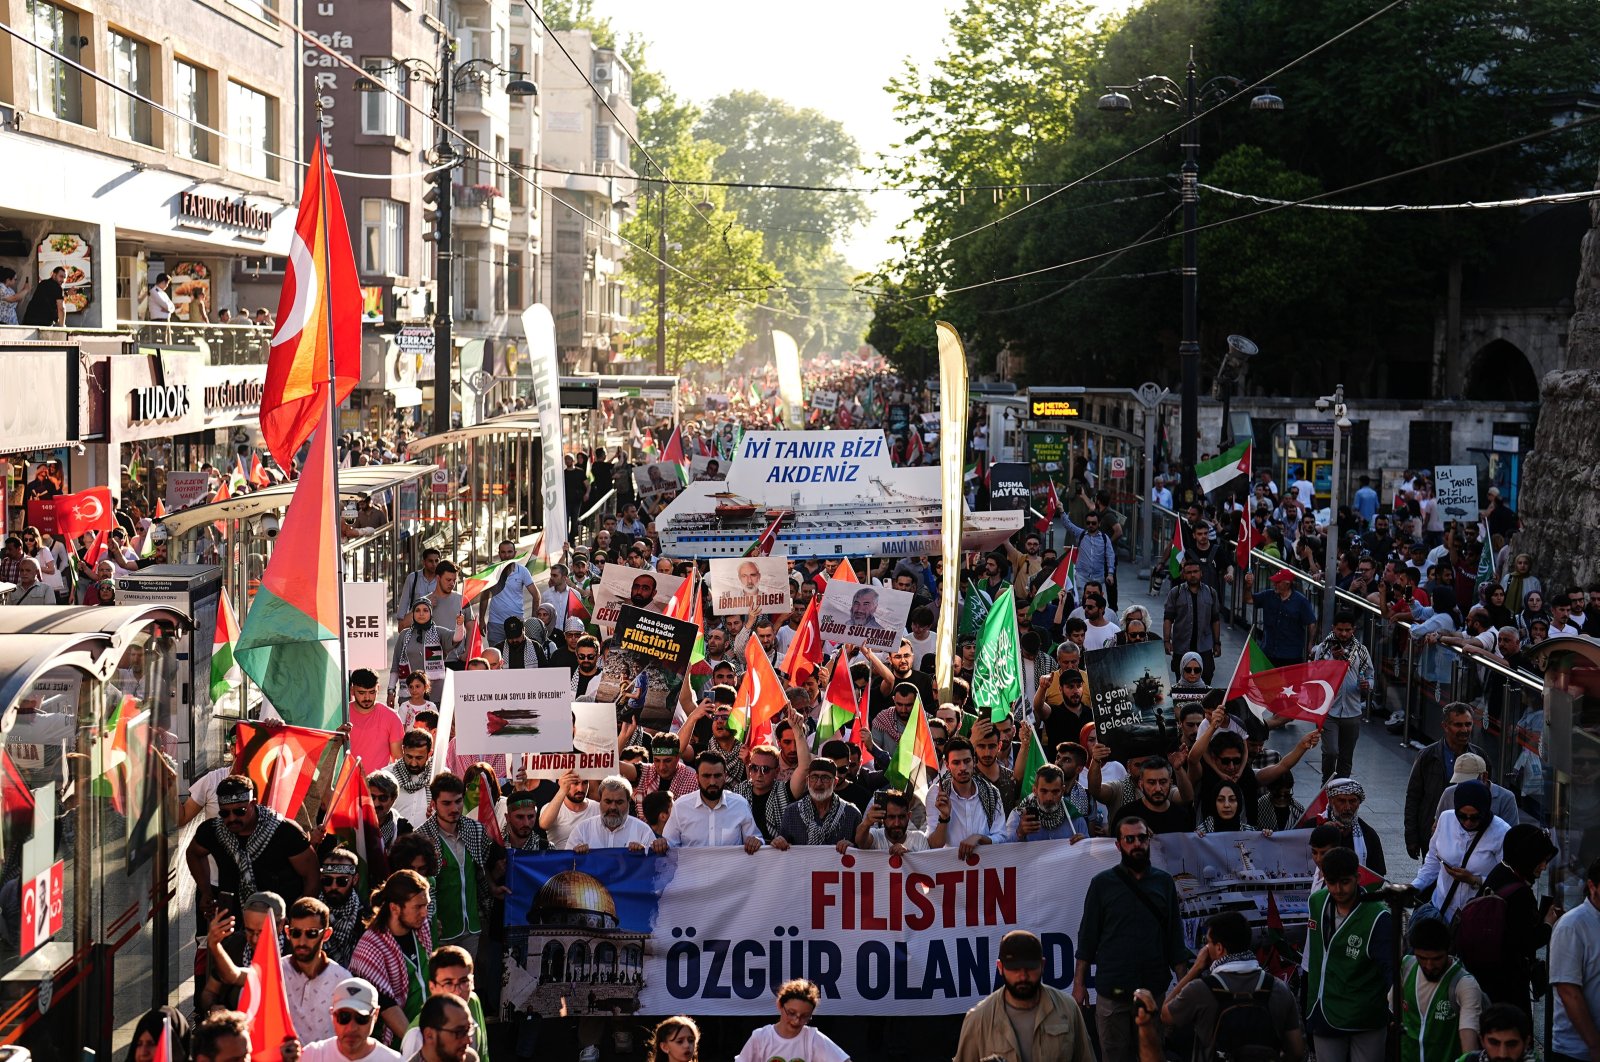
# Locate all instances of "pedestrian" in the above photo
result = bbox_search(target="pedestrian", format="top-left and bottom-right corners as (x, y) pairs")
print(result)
(416, 773), (496, 953)
(349, 870), (433, 1041)
(1305, 847), (1393, 1062)
(774, 757), (862, 851)
(1411, 781), (1510, 924)
(1159, 910), (1305, 1062)
(185, 775), (319, 918)
(1467, 823), (1560, 1015)
(409, 994), (469, 1062)
(1399, 917), (1483, 1062)
(1253, 569), (1318, 666)
(395, 946), (491, 1061)
(482, 539), (534, 644)
(1310, 612), (1375, 781)
(148, 272), (174, 321)
(1403, 702), (1486, 861)
(1074, 817), (1191, 1061)
(22, 265), (65, 325)
(659, 751), (764, 852)
(648, 1016), (700, 1062)
(1163, 558), (1223, 684)
(287, 977), (400, 1062)
(1549, 856), (1600, 1062)
(954, 929), (1095, 1062)
(1006, 763), (1088, 841)
(396, 549), (442, 623)
(734, 979), (849, 1062)
(343, 669), (403, 774)
(1309, 778), (1388, 877)
(193, 1011), (252, 1062)
(1467, 1005), (1534, 1062)
(1433, 752), (1519, 829)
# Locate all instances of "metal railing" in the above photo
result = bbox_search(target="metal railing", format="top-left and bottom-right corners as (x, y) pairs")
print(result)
(121, 320), (272, 363)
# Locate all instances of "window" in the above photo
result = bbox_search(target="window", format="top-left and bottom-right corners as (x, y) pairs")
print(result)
(360, 199), (404, 276)
(26, 0), (83, 124)
(507, 250), (523, 310)
(462, 241), (481, 311)
(173, 60), (212, 162)
(107, 30), (153, 145)
(228, 81), (277, 180)
(493, 252), (506, 314)
(593, 121), (610, 161)
(462, 131), (482, 187)
(361, 60), (404, 137)
(508, 148), (524, 208)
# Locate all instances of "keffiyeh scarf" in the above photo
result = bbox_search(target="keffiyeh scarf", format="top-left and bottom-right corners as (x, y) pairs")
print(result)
(937, 770), (1001, 828)
(397, 622), (443, 675)
(417, 817), (494, 913)
(390, 761), (431, 796)
(1325, 777), (1371, 865)
(325, 889), (365, 966)
(212, 805), (285, 896)
(1017, 793), (1069, 832)
(795, 795), (852, 845)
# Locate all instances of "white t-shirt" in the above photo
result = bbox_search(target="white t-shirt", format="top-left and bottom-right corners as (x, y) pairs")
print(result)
(1082, 621), (1120, 652)
(187, 765), (230, 821)
(907, 630), (937, 670)
(735, 1023), (850, 1062)
(569, 814), (656, 850)
(281, 956), (351, 1045)
(1291, 478), (1314, 509)
(863, 827), (930, 852)
(547, 799), (601, 849)
(299, 1038), (401, 1062)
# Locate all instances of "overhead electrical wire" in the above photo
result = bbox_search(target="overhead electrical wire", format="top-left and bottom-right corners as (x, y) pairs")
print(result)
(978, 205), (1182, 314)
(1199, 182), (1600, 212)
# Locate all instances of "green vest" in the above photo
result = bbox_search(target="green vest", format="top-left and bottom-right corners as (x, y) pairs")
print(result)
(1307, 890), (1390, 1032)
(432, 836), (482, 940)
(1402, 957), (1466, 1062)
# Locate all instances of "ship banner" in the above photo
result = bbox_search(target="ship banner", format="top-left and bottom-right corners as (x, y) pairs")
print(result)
(707, 557), (792, 616)
(1083, 640), (1174, 753)
(592, 565), (686, 632)
(499, 832), (1315, 1018)
(596, 606), (697, 733)
(450, 666), (573, 756)
(818, 580), (913, 652)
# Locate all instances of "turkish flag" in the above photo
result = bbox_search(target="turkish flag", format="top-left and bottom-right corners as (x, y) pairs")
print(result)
(1241, 659), (1350, 726)
(233, 722), (337, 817)
(781, 594), (825, 686)
(54, 487), (116, 540)
(734, 635), (787, 747)
(237, 906), (297, 1061)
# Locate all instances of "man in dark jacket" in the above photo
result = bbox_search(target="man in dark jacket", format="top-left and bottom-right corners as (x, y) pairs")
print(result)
(1403, 702), (1485, 860)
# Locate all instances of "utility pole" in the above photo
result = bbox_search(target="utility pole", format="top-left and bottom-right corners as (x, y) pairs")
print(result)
(655, 177), (667, 374)
(431, 41), (457, 435)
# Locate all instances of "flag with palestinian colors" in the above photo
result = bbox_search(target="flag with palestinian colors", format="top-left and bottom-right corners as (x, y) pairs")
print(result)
(661, 426), (691, 487)
(461, 546), (535, 606)
(323, 753), (388, 895)
(971, 587), (1023, 722)
(1196, 440), (1252, 495)
(1032, 549), (1076, 614)
(815, 646), (862, 749)
(741, 510), (784, 558)
(886, 695), (939, 806)
(1167, 519), (1186, 580)
(234, 410), (343, 729)
(210, 587), (242, 700)
(664, 569), (709, 690)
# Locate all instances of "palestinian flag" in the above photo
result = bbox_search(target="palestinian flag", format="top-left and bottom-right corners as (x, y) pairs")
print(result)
(1167, 519), (1186, 580)
(324, 753), (389, 895)
(234, 410), (344, 730)
(886, 695), (939, 806)
(233, 721), (338, 817)
(747, 382), (762, 406)
(210, 587), (243, 701)
(741, 510), (785, 558)
(460, 545), (534, 606)
(1032, 549), (1076, 614)
(665, 571), (709, 690)
(661, 426), (691, 487)
(1257, 890), (1301, 981)
(1196, 440), (1251, 495)
(815, 646), (861, 749)
(781, 594), (825, 687)
(1224, 631), (1348, 726)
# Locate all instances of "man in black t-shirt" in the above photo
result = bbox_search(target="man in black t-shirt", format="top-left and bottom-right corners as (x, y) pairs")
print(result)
(184, 775), (319, 922)
(1108, 757), (1194, 835)
(21, 267), (65, 326)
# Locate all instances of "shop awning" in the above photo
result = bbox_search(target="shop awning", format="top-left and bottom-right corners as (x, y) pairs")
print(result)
(0, 605), (194, 718)
(405, 417), (540, 457)
(155, 462), (436, 537)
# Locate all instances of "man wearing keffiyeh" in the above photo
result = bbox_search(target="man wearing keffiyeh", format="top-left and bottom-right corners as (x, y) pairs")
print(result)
(319, 848), (365, 967)
(1311, 777), (1389, 877)
(185, 775), (319, 925)
(774, 759), (861, 851)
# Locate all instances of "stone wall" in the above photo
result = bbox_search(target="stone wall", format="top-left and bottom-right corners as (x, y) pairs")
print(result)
(1513, 167), (1600, 587)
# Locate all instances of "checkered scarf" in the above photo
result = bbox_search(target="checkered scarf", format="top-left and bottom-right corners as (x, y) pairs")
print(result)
(935, 770), (1001, 828)
(417, 816), (494, 914)
(325, 888), (364, 967)
(794, 794), (852, 845)
(211, 804), (286, 896)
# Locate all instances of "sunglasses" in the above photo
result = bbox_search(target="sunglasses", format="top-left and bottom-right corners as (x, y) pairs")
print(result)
(333, 1010), (371, 1026)
(576, 653), (598, 662)
(322, 875), (352, 888)
(220, 805), (252, 818)
(1217, 756), (1244, 767)
(285, 927), (323, 940)
(1457, 811), (1483, 823)
(746, 764), (775, 774)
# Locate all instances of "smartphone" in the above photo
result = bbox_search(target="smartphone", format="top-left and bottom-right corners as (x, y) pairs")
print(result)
(873, 792), (887, 809)
(1539, 894), (1557, 917)
(215, 891), (239, 918)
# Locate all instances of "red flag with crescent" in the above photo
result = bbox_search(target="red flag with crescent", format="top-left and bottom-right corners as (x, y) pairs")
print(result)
(54, 486), (116, 540)
(259, 140), (360, 470)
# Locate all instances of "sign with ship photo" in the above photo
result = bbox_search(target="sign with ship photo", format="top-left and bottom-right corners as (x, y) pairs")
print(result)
(707, 557), (792, 615)
(655, 429), (1023, 559)
(818, 580), (913, 652)
(591, 565), (686, 631)
(595, 606), (697, 733)
(1083, 640), (1173, 754)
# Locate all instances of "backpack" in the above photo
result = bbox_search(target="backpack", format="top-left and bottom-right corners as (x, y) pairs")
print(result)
(1453, 880), (1523, 974)
(1203, 970), (1283, 1062)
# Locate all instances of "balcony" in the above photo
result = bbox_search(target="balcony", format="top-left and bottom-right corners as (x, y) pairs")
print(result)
(452, 184), (511, 230)
(107, 321), (272, 364)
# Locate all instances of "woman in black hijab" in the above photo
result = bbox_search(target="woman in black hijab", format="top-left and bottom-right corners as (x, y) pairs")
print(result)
(1472, 822), (1560, 1016)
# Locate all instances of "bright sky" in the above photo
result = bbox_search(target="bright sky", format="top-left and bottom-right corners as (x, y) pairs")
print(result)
(587, 0), (1139, 274)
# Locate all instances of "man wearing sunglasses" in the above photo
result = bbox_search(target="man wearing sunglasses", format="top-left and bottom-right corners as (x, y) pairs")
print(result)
(319, 850), (364, 968)
(413, 993), (474, 1062)
(398, 947), (490, 1062)
(187, 775), (319, 926)
(289, 977), (398, 1061)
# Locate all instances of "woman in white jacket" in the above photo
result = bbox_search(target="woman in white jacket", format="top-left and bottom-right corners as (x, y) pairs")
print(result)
(1411, 779), (1510, 922)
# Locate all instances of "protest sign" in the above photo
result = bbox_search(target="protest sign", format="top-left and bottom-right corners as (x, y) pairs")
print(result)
(707, 557), (791, 616)
(518, 701), (620, 781)
(451, 666), (573, 755)
(811, 389), (839, 412)
(501, 830), (1314, 1017)
(817, 579), (913, 652)
(1083, 640), (1173, 753)
(633, 462), (681, 499)
(1433, 465), (1479, 522)
(725, 429), (894, 502)
(986, 463), (1032, 511)
(689, 453), (724, 481)
(592, 564), (685, 631)
(165, 471), (212, 511)
(341, 581), (389, 673)
(597, 605), (697, 731)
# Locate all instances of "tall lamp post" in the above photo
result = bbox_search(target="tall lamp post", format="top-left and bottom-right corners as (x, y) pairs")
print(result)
(358, 47), (536, 434)
(1318, 384), (1350, 632)
(1098, 47), (1282, 507)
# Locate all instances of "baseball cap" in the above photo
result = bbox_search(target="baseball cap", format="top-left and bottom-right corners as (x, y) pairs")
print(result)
(998, 930), (1043, 971)
(1269, 570), (1296, 585)
(1450, 752), (1488, 784)
(329, 977), (380, 1017)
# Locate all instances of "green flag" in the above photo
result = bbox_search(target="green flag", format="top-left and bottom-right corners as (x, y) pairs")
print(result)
(959, 580), (991, 638)
(1018, 724), (1049, 795)
(971, 587), (1023, 722)
(1476, 528), (1495, 587)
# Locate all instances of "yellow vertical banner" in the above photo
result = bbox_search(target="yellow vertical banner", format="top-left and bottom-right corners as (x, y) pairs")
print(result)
(934, 321), (968, 702)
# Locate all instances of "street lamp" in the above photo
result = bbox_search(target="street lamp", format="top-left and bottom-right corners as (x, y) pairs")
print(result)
(1211, 333), (1258, 447)
(1097, 46), (1281, 507)
(359, 48), (536, 434)
(1316, 384), (1350, 631)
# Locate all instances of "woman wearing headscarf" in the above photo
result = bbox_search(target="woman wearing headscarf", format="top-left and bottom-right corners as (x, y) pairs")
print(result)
(1471, 823), (1560, 1015)
(1410, 780), (1511, 923)
(1479, 583), (1513, 630)
(392, 597), (456, 687)
(1196, 780), (1256, 834)
(1173, 651), (1209, 693)
(1500, 554), (1540, 620)
(1515, 590), (1550, 642)
(124, 1006), (190, 1062)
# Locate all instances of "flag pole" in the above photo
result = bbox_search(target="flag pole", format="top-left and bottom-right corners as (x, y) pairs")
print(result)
(312, 121), (351, 724)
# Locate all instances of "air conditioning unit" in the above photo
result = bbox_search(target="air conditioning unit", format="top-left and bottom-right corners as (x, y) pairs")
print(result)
(593, 63), (612, 82)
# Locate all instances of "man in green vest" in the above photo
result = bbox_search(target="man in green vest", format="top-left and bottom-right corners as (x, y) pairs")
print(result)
(418, 772), (503, 955)
(1462, 1003), (1534, 1062)
(1306, 847), (1393, 1062)
(1402, 917), (1482, 1062)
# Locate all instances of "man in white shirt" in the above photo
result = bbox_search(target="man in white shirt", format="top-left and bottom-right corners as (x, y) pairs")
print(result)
(148, 273), (175, 321)
(483, 539), (535, 644)
(926, 735), (1008, 858)
(538, 770), (599, 850)
(1082, 593), (1121, 652)
(539, 563), (576, 628)
(210, 895), (350, 1044)
(657, 751), (764, 853)
(570, 776), (657, 852)
(295, 977), (401, 1062)
(1289, 466), (1315, 510)
(853, 789), (930, 855)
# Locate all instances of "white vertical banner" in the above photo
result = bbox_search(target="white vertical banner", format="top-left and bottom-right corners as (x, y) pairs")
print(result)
(342, 581), (389, 673)
(935, 321), (969, 701)
(523, 304), (568, 561)
(772, 328), (804, 429)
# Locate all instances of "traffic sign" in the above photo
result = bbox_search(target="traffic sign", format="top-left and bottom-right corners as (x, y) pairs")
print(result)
(1109, 457), (1128, 479)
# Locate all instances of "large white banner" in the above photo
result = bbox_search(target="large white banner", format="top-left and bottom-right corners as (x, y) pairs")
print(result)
(450, 666), (574, 755)
(342, 581), (389, 674)
(523, 304), (567, 561)
(500, 831), (1317, 1017)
